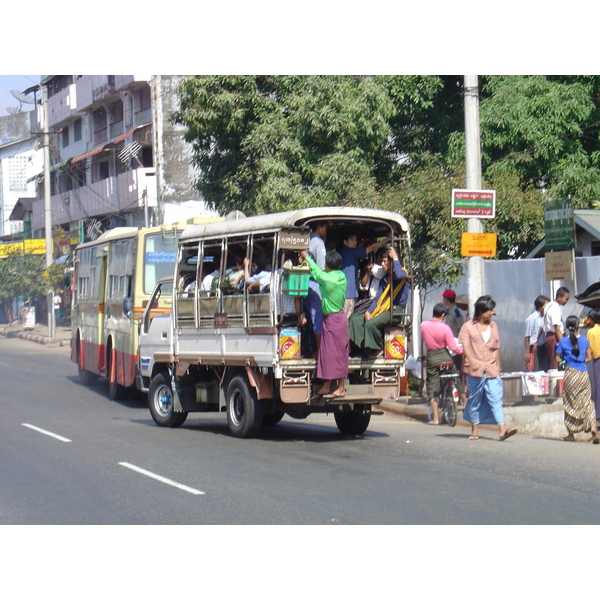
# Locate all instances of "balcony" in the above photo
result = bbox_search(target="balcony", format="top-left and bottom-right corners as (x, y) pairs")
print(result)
(31, 168), (157, 230)
(47, 84), (77, 128)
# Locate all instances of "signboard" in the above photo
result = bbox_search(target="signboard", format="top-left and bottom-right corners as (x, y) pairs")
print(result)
(279, 229), (310, 250)
(452, 189), (496, 218)
(544, 200), (574, 251)
(461, 232), (497, 257)
(545, 250), (573, 281)
(0, 239), (46, 258)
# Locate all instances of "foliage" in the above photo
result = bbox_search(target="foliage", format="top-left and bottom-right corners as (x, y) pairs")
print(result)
(173, 75), (442, 214)
(0, 250), (48, 304)
(173, 74), (600, 297)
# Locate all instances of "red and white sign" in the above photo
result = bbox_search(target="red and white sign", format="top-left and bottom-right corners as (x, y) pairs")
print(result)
(452, 189), (496, 218)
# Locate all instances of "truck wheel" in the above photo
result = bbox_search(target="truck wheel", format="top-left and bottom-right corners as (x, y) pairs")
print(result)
(226, 375), (263, 438)
(262, 410), (285, 427)
(148, 371), (188, 428)
(334, 409), (371, 435)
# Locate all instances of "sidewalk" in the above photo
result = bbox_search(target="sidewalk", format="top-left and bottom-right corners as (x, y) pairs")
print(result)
(381, 393), (569, 440)
(0, 320), (71, 347)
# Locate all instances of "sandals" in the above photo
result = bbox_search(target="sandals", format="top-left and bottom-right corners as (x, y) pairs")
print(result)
(499, 428), (517, 441)
(468, 435), (479, 440)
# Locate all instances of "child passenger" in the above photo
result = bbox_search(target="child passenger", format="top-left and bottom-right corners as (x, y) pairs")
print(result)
(300, 249), (348, 398)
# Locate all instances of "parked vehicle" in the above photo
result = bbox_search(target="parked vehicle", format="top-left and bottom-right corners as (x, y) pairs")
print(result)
(137, 207), (413, 437)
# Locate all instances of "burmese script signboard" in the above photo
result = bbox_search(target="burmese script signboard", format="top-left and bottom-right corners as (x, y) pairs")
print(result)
(452, 189), (496, 218)
(461, 232), (497, 257)
(544, 200), (574, 251)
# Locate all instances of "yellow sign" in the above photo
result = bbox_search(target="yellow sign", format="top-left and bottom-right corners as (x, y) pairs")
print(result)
(0, 239), (46, 257)
(545, 250), (573, 281)
(461, 233), (497, 257)
(23, 239), (46, 254)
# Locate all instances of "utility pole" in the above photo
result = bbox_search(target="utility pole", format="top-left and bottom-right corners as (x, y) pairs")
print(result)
(42, 83), (55, 339)
(464, 75), (484, 315)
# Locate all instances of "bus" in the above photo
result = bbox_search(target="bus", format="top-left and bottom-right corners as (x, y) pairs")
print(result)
(137, 207), (413, 437)
(70, 219), (222, 398)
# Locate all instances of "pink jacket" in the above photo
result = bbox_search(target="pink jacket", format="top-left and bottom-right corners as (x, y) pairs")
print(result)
(458, 319), (501, 378)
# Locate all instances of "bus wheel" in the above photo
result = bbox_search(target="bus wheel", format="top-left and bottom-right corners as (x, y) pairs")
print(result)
(77, 337), (98, 386)
(107, 347), (126, 400)
(334, 408), (371, 435)
(226, 375), (263, 438)
(148, 372), (188, 428)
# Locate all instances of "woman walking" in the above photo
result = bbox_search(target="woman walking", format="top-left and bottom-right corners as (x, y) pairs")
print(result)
(458, 295), (517, 441)
(556, 315), (599, 443)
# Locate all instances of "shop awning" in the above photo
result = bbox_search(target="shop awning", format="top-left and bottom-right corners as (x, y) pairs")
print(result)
(71, 142), (109, 163)
(113, 122), (151, 145)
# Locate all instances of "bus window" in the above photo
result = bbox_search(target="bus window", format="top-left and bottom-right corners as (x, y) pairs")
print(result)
(144, 232), (179, 294)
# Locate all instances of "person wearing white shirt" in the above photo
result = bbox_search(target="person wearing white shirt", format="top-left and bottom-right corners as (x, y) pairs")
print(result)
(543, 286), (570, 370)
(524, 295), (549, 371)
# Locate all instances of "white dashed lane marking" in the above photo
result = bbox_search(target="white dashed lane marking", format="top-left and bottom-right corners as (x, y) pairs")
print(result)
(118, 462), (205, 495)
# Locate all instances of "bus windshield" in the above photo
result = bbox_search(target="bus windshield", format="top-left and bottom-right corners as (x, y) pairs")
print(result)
(144, 232), (179, 294)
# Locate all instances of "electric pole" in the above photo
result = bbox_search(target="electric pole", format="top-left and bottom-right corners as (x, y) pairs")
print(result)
(464, 75), (484, 315)
(42, 83), (55, 339)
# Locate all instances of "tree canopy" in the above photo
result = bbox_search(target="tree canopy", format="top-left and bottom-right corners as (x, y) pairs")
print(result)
(174, 75), (600, 283)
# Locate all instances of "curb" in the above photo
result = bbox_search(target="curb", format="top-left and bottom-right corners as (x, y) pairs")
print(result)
(0, 328), (70, 347)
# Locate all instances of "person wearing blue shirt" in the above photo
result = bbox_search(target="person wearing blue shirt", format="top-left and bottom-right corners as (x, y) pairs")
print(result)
(339, 232), (390, 318)
(348, 246), (409, 357)
(556, 315), (599, 443)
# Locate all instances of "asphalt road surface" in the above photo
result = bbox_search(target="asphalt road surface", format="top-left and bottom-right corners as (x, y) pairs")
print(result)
(2, 337), (600, 526)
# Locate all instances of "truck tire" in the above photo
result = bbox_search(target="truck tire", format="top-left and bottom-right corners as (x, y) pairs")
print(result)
(148, 371), (188, 428)
(262, 410), (285, 427)
(226, 375), (263, 438)
(334, 409), (371, 435)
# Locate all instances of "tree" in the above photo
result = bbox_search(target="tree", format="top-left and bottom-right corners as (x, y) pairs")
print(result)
(173, 75), (444, 214)
(0, 250), (48, 321)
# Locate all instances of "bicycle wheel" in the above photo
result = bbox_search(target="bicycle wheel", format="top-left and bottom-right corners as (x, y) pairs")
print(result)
(442, 382), (458, 427)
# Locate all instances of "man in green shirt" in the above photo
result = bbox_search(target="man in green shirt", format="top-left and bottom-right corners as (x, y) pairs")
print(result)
(300, 249), (349, 398)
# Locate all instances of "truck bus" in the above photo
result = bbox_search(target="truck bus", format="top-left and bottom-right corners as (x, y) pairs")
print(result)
(70, 218), (221, 399)
(137, 207), (413, 437)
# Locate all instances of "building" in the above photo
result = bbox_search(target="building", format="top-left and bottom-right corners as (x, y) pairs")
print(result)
(24, 75), (216, 255)
(0, 111), (42, 238)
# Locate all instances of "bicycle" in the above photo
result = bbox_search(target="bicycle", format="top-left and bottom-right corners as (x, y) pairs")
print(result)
(435, 362), (460, 427)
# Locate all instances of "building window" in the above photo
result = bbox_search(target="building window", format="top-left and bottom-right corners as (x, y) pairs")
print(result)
(98, 161), (109, 181)
(74, 118), (82, 142)
(139, 87), (151, 111)
(62, 125), (69, 148)
(112, 100), (123, 124)
(591, 241), (600, 256)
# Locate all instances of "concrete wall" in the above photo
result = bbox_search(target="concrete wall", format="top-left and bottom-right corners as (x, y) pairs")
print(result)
(420, 256), (600, 373)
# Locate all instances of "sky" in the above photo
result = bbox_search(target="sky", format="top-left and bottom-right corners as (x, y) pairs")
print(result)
(0, 75), (40, 117)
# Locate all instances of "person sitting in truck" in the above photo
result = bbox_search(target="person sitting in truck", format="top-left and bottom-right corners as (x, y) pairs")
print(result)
(200, 259), (220, 295)
(348, 246), (409, 357)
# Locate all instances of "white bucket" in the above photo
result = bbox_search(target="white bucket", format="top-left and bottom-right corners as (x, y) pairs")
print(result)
(548, 369), (564, 396)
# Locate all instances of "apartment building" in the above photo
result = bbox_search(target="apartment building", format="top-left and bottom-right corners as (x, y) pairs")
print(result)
(0, 111), (41, 238)
(27, 75), (214, 252)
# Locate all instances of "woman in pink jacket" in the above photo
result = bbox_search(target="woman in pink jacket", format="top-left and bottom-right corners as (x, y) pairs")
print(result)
(458, 295), (517, 442)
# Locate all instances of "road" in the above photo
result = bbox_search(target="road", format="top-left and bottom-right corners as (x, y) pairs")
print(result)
(2, 337), (600, 526)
